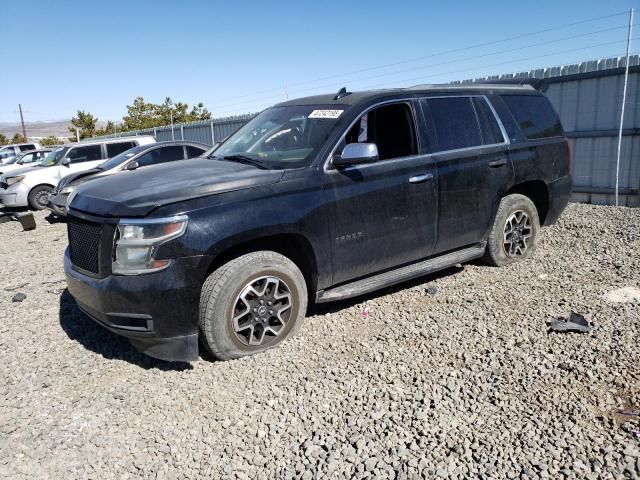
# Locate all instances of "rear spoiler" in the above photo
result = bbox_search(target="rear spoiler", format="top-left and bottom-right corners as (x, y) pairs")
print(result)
(476, 78), (548, 92)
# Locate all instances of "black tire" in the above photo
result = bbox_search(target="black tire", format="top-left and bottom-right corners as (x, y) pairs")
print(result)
(28, 185), (53, 210)
(483, 193), (540, 267)
(199, 251), (308, 361)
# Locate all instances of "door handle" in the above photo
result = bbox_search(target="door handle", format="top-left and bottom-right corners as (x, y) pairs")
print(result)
(489, 159), (507, 168)
(409, 173), (434, 184)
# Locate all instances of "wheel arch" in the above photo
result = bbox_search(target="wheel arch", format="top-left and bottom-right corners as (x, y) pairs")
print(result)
(504, 180), (550, 225)
(203, 233), (319, 300)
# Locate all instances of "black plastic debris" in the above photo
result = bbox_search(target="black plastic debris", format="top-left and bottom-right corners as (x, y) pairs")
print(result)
(548, 311), (592, 333)
(0, 212), (36, 231)
(12, 293), (27, 303)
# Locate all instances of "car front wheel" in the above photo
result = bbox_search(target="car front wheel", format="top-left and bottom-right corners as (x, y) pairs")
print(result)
(28, 185), (53, 210)
(199, 251), (308, 360)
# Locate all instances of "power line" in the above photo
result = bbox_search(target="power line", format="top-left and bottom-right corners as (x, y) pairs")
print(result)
(207, 10), (630, 108)
(213, 38), (634, 116)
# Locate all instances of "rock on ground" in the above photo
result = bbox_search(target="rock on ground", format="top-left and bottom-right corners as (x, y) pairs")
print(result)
(0, 204), (638, 479)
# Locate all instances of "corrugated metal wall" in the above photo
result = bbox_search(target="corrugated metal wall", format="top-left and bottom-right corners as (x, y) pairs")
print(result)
(95, 55), (639, 206)
(457, 55), (640, 206)
(95, 113), (256, 147)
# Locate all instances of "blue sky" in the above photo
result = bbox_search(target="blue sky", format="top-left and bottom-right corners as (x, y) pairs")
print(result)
(0, 0), (636, 123)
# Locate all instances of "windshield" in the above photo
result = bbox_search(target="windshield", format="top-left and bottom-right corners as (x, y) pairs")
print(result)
(213, 105), (345, 169)
(98, 144), (147, 170)
(40, 147), (68, 167)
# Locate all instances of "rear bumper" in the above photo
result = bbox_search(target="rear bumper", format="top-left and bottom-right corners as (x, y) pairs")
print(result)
(64, 247), (209, 362)
(544, 175), (572, 226)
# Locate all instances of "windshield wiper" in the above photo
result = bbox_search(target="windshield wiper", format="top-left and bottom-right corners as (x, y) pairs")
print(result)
(220, 155), (269, 170)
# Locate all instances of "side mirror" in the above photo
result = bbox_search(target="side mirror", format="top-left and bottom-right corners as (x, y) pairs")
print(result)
(125, 161), (139, 171)
(61, 158), (71, 167)
(333, 143), (379, 168)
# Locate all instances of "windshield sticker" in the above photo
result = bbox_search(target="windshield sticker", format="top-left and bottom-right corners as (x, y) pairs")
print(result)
(308, 109), (344, 119)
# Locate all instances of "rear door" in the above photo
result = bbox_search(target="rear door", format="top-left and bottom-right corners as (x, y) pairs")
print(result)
(323, 100), (437, 284)
(421, 96), (513, 254)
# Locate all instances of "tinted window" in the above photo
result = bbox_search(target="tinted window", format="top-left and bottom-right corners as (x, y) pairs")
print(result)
(67, 145), (102, 163)
(186, 145), (205, 158)
(136, 145), (184, 167)
(106, 141), (135, 158)
(19, 144), (35, 151)
(425, 97), (482, 152)
(344, 103), (418, 161)
(473, 98), (504, 145)
(501, 95), (563, 140)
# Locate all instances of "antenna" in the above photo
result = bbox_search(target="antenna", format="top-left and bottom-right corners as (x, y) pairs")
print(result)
(334, 87), (351, 100)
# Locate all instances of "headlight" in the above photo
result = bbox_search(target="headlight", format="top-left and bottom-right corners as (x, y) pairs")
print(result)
(60, 186), (74, 195)
(112, 215), (188, 275)
(5, 175), (25, 187)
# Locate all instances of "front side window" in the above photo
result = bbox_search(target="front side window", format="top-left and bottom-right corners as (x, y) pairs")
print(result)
(136, 145), (184, 167)
(106, 141), (135, 158)
(501, 95), (563, 140)
(213, 105), (345, 169)
(342, 102), (418, 161)
(67, 145), (102, 163)
(20, 153), (37, 163)
(425, 97), (482, 152)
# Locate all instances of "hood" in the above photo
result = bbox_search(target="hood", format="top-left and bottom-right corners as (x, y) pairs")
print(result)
(58, 168), (104, 190)
(71, 158), (285, 217)
(0, 163), (39, 176)
(0, 163), (47, 180)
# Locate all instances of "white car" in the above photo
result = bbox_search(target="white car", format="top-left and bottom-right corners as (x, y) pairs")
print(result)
(0, 136), (155, 209)
(0, 142), (42, 164)
(0, 149), (52, 176)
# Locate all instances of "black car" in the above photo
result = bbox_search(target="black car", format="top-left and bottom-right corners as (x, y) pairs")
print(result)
(64, 83), (571, 362)
(48, 141), (208, 217)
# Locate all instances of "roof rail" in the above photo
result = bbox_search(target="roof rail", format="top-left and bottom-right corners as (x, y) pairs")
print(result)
(475, 78), (547, 91)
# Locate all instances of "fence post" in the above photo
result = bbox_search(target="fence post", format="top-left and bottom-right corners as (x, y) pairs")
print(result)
(153, 127), (157, 140)
(181, 125), (184, 140)
(210, 119), (215, 145)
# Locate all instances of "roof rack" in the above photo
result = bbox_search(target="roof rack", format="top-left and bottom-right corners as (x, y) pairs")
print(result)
(405, 82), (537, 91)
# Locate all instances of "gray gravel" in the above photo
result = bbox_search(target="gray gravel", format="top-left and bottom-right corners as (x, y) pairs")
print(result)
(0, 203), (639, 479)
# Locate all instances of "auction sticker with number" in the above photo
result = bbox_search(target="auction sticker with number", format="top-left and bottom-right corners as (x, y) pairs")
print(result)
(308, 109), (344, 119)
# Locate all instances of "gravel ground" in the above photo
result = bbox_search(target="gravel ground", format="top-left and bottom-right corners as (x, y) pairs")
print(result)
(0, 203), (639, 480)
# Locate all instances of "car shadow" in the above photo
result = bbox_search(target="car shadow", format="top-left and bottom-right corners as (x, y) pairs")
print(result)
(308, 264), (465, 316)
(59, 289), (193, 371)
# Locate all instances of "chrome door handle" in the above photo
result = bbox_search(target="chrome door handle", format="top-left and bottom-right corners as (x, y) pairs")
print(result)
(489, 159), (507, 168)
(409, 173), (434, 184)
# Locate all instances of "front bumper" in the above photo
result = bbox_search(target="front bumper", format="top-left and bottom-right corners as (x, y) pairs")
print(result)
(0, 183), (28, 207)
(48, 192), (69, 217)
(64, 248), (209, 362)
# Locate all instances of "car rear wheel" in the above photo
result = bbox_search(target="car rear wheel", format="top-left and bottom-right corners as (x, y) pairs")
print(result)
(28, 185), (53, 210)
(483, 193), (540, 267)
(199, 251), (307, 360)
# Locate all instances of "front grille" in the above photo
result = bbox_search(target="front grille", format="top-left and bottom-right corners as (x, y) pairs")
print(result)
(68, 216), (103, 274)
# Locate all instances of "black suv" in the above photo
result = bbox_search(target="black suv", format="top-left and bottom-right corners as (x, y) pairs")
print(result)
(64, 84), (571, 362)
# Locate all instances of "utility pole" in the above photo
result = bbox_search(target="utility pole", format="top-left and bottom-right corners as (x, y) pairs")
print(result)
(76, 128), (80, 142)
(615, 7), (634, 207)
(18, 104), (27, 140)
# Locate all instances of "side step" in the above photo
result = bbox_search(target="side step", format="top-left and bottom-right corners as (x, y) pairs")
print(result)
(316, 243), (486, 303)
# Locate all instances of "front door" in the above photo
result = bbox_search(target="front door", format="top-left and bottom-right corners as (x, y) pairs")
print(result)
(323, 101), (438, 285)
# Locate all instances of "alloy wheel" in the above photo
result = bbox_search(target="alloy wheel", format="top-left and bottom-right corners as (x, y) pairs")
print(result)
(503, 210), (532, 258)
(232, 276), (292, 346)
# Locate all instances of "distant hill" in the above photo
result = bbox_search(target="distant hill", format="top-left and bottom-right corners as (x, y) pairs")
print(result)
(0, 120), (108, 140)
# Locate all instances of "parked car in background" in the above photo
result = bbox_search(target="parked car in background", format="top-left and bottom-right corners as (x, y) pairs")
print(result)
(48, 141), (208, 217)
(64, 84), (571, 363)
(0, 136), (154, 210)
(0, 149), (52, 176)
(0, 142), (42, 164)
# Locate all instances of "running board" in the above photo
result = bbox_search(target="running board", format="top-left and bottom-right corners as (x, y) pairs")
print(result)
(316, 243), (486, 303)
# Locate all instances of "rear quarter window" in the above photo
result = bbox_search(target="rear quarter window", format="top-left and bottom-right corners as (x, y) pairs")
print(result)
(501, 95), (563, 140)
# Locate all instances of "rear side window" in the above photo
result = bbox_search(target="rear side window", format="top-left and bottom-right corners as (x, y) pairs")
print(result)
(136, 145), (184, 167)
(186, 145), (205, 158)
(67, 145), (102, 163)
(19, 144), (35, 151)
(501, 95), (563, 140)
(473, 98), (504, 145)
(106, 141), (135, 158)
(425, 97), (482, 152)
